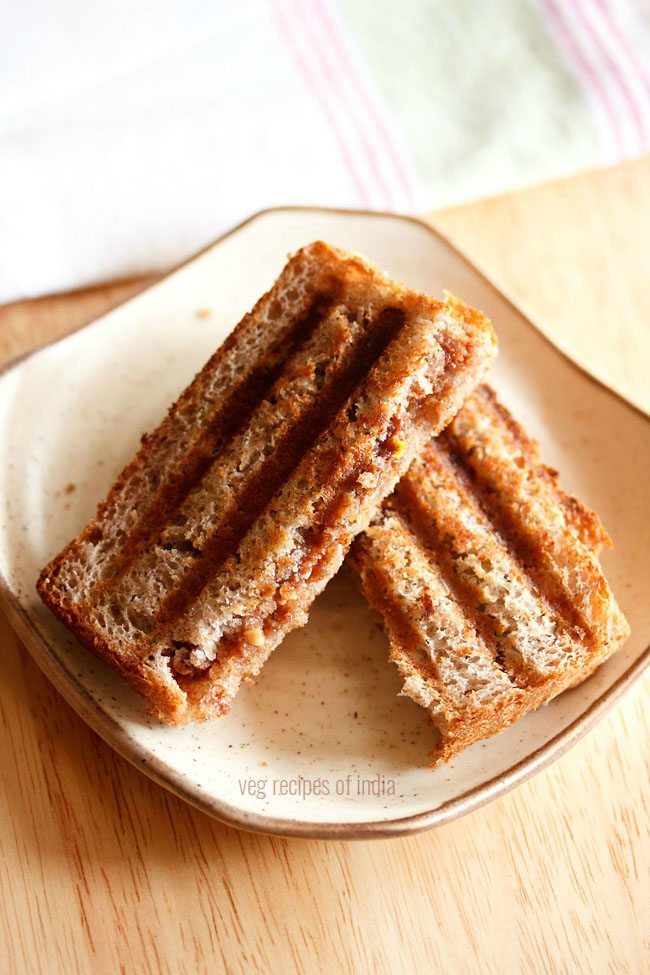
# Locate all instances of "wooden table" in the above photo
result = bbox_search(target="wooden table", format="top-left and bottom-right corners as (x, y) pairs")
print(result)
(1, 159), (648, 975)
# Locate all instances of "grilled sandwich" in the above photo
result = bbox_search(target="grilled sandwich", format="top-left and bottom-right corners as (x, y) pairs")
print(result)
(351, 385), (629, 763)
(38, 242), (496, 723)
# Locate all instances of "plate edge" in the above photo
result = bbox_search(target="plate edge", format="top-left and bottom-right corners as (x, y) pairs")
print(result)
(1, 205), (648, 840)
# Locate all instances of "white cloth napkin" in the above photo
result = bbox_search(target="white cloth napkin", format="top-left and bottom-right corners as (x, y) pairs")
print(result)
(2, 0), (649, 302)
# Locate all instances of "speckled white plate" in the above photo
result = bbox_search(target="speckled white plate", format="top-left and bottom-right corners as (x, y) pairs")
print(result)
(0, 207), (648, 839)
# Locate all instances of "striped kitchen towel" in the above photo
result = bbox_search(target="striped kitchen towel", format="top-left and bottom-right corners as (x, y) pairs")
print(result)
(1, 0), (649, 301)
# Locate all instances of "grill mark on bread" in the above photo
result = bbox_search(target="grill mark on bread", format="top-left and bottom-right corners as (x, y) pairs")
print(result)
(394, 441), (599, 687)
(443, 387), (626, 654)
(165, 363), (449, 685)
(164, 308), (481, 684)
(352, 513), (519, 721)
(353, 553), (443, 687)
(52, 258), (339, 592)
(350, 385), (629, 763)
(156, 306), (407, 627)
(439, 430), (590, 644)
(85, 293), (402, 641)
(174, 426), (409, 682)
(96, 284), (343, 589)
(390, 480), (518, 681)
(37, 242), (499, 723)
(101, 299), (454, 676)
(470, 386), (610, 552)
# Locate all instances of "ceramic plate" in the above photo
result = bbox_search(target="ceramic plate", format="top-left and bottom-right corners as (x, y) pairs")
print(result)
(0, 208), (648, 839)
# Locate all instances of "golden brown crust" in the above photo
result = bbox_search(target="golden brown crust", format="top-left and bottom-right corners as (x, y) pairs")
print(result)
(466, 386), (611, 551)
(37, 242), (496, 722)
(37, 578), (187, 722)
(351, 385), (630, 764)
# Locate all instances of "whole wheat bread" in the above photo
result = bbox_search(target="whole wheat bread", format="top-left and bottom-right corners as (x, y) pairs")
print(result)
(350, 385), (630, 763)
(37, 242), (497, 722)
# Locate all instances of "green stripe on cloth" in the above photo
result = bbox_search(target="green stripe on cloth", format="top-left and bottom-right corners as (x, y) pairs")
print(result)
(334, 0), (603, 207)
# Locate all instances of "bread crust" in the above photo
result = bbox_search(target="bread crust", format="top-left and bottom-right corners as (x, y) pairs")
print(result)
(38, 242), (496, 723)
(351, 385), (630, 764)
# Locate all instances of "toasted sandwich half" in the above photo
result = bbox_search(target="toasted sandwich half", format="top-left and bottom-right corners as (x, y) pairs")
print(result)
(38, 242), (496, 723)
(351, 385), (630, 764)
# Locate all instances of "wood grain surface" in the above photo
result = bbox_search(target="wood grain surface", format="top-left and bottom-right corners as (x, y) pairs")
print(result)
(1, 158), (648, 975)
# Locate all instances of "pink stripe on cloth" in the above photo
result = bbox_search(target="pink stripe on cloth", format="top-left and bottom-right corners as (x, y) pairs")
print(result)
(591, 0), (650, 139)
(290, 0), (395, 209)
(592, 0), (650, 95)
(571, 0), (647, 151)
(311, 0), (417, 211)
(269, 0), (371, 206)
(540, 0), (624, 156)
(593, 0), (650, 93)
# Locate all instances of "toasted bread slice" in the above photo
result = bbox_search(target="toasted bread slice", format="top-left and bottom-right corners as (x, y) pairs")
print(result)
(37, 242), (496, 723)
(350, 385), (630, 763)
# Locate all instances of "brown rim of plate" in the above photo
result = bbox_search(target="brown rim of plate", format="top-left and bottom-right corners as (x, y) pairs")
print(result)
(0, 206), (648, 841)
